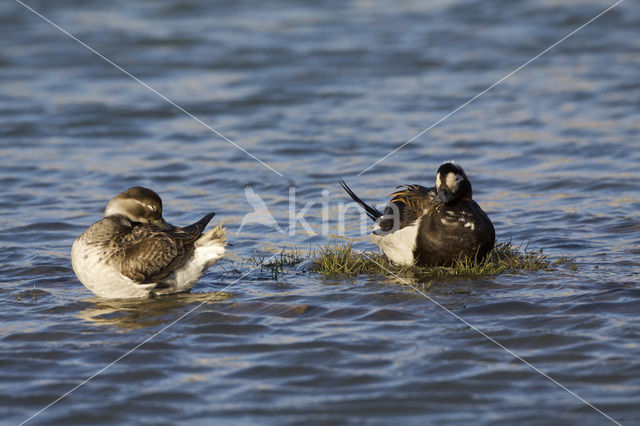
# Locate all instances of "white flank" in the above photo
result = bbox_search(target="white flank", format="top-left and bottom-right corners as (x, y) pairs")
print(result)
(71, 236), (152, 298)
(160, 236), (226, 294)
(370, 220), (419, 266)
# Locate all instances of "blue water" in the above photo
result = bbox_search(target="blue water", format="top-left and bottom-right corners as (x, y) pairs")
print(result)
(1, 0), (639, 424)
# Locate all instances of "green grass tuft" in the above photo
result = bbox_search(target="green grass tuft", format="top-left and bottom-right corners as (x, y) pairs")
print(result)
(313, 241), (382, 277)
(310, 240), (573, 281)
(251, 247), (308, 280)
(552, 255), (579, 271)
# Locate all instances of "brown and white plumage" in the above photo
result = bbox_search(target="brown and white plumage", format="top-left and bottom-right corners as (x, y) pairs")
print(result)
(340, 162), (495, 266)
(71, 187), (226, 299)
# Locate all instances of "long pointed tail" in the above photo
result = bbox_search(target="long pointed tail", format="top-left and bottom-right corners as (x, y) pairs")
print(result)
(181, 212), (216, 236)
(339, 179), (382, 222)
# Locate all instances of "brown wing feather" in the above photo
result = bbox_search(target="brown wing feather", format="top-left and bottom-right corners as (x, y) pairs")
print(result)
(118, 226), (192, 284)
(118, 215), (213, 284)
(374, 185), (436, 232)
(388, 185), (436, 215)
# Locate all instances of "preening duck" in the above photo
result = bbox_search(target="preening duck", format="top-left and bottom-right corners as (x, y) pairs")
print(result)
(340, 162), (495, 266)
(71, 187), (226, 299)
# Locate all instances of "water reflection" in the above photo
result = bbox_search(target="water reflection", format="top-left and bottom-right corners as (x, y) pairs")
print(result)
(77, 291), (232, 331)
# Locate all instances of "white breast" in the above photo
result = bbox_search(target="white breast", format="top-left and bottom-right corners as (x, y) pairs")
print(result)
(71, 235), (152, 298)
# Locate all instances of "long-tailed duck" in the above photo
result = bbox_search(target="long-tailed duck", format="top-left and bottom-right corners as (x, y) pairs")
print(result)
(71, 187), (226, 299)
(340, 162), (495, 266)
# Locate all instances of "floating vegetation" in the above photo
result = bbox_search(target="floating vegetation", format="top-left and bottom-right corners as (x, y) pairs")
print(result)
(552, 256), (579, 271)
(251, 247), (308, 280)
(15, 285), (42, 303)
(310, 240), (574, 281)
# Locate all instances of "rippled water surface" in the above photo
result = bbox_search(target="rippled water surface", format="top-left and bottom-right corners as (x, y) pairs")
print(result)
(2, 0), (639, 424)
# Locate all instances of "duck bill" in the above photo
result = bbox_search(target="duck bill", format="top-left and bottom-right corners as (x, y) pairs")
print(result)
(436, 189), (453, 204)
(151, 218), (172, 230)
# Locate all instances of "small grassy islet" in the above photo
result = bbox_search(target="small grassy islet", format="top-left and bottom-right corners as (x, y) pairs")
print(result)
(251, 240), (576, 282)
(312, 240), (576, 280)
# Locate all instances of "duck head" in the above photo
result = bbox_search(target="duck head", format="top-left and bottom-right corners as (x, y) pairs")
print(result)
(104, 186), (171, 229)
(435, 162), (472, 204)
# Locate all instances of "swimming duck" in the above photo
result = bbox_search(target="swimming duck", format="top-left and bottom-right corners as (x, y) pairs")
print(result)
(340, 162), (495, 266)
(71, 187), (226, 299)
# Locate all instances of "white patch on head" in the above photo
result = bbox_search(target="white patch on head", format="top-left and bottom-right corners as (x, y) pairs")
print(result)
(370, 220), (419, 266)
(446, 172), (457, 191)
(435, 173), (441, 189)
(105, 198), (132, 218)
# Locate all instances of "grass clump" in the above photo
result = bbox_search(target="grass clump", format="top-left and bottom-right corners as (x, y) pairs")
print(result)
(313, 241), (385, 277)
(311, 240), (571, 281)
(251, 247), (308, 280)
(552, 256), (579, 271)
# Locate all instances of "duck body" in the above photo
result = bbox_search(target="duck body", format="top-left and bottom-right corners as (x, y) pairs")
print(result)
(341, 162), (495, 267)
(71, 187), (226, 299)
(411, 194), (494, 266)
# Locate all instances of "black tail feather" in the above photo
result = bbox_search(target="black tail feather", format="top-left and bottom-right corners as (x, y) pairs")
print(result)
(181, 212), (216, 236)
(339, 179), (382, 221)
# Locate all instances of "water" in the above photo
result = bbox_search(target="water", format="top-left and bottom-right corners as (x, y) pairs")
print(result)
(1, 0), (639, 424)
